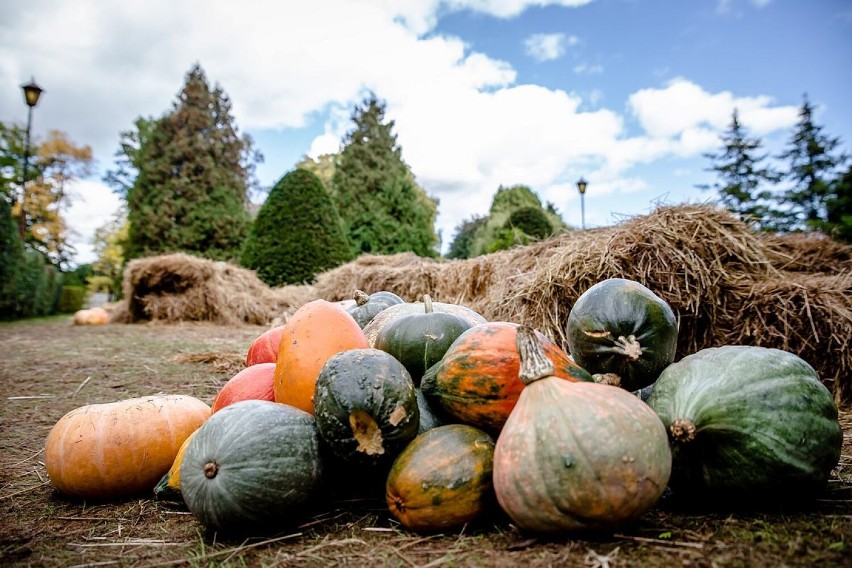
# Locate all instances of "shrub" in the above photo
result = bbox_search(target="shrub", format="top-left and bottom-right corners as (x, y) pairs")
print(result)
(507, 206), (554, 239)
(59, 286), (86, 313)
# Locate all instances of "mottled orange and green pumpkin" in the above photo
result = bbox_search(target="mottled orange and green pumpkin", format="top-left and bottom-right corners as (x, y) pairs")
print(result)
(421, 322), (592, 432)
(386, 424), (495, 533)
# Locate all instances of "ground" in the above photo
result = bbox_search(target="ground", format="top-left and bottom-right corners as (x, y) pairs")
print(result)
(0, 317), (849, 567)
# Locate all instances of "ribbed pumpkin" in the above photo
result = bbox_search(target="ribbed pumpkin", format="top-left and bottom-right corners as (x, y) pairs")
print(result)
(363, 300), (486, 347)
(180, 400), (324, 532)
(347, 290), (404, 328)
(647, 345), (842, 500)
(375, 294), (474, 385)
(386, 424), (495, 533)
(211, 363), (275, 413)
(245, 325), (286, 366)
(154, 429), (198, 500)
(566, 278), (678, 391)
(421, 322), (592, 432)
(493, 326), (671, 533)
(313, 349), (419, 467)
(274, 299), (369, 414)
(45, 395), (210, 499)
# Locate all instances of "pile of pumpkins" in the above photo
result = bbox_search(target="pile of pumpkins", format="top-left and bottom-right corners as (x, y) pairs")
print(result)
(44, 278), (843, 535)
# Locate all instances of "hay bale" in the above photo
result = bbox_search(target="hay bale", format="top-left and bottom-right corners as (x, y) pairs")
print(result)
(313, 252), (440, 302)
(119, 253), (316, 325)
(763, 233), (852, 273)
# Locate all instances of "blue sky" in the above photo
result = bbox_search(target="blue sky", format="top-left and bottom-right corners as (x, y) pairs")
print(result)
(2, 0), (850, 263)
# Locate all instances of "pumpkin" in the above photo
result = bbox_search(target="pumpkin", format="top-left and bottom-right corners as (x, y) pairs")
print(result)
(153, 429), (198, 500)
(73, 307), (109, 325)
(274, 299), (369, 414)
(415, 388), (445, 434)
(375, 294), (474, 385)
(363, 300), (486, 347)
(421, 322), (592, 432)
(180, 400), (324, 532)
(245, 325), (286, 366)
(44, 395), (210, 499)
(647, 345), (842, 500)
(313, 348), (419, 467)
(347, 290), (404, 328)
(212, 363), (276, 413)
(386, 424), (495, 533)
(493, 326), (671, 533)
(566, 278), (678, 391)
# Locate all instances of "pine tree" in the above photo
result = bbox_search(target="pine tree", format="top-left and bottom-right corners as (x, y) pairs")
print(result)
(699, 109), (780, 229)
(241, 168), (351, 286)
(777, 94), (849, 231)
(332, 95), (438, 257)
(116, 64), (261, 261)
(820, 166), (852, 243)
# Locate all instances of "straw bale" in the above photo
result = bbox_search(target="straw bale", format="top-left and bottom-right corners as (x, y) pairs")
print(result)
(762, 232), (852, 273)
(313, 253), (440, 302)
(119, 253), (314, 325)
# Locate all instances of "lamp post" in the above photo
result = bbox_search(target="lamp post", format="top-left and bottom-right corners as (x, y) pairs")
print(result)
(19, 77), (44, 239)
(576, 177), (588, 230)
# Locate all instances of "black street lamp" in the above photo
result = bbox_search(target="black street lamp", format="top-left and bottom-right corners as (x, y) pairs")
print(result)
(576, 177), (588, 230)
(19, 77), (44, 239)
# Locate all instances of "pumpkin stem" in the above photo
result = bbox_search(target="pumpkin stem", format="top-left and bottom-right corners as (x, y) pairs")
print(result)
(354, 290), (370, 306)
(670, 419), (697, 443)
(203, 462), (219, 479)
(612, 335), (643, 361)
(516, 325), (555, 385)
(423, 294), (433, 313)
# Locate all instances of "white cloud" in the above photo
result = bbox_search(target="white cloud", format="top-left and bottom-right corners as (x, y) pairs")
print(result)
(64, 180), (123, 264)
(524, 33), (578, 62)
(573, 63), (603, 75)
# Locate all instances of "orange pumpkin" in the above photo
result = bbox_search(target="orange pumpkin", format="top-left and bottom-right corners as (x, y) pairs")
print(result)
(274, 299), (369, 414)
(44, 395), (210, 499)
(153, 429), (198, 500)
(421, 322), (592, 432)
(212, 363), (276, 413)
(245, 325), (286, 366)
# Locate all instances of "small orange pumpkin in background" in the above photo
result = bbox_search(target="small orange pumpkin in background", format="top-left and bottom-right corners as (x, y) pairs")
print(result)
(245, 325), (286, 366)
(212, 363), (276, 413)
(73, 307), (109, 325)
(274, 299), (369, 414)
(44, 395), (210, 499)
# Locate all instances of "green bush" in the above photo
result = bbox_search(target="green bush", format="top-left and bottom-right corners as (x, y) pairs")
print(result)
(58, 286), (86, 313)
(241, 168), (353, 286)
(507, 206), (554, 239)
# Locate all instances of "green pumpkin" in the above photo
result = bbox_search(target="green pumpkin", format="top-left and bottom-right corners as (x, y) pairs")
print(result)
(314, 348), (419, 467)
(363, 300), (487, 346)
(179, 400), (324, 532)
(647, 345), (842, 501)
(415, 388), (446, 434)
(346, 290), (404, 328)
(375, 295), (474, 385)
(566, 278), (678, 391)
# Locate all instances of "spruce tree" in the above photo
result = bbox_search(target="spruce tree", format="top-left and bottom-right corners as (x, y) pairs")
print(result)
(699, 109), (780, 229)
(332, 95), (438, 257)
(777, 94), (849, 231)
(119, 64), (260, 261)
(241, 168), (352, 286)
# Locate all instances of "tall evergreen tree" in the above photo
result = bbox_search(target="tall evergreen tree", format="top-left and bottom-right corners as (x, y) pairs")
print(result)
(777, 94), (849, 231)
(699, 109), (780, 229)
(112, 64), (262, 261)
(241, 168), (351, 286)
(332, 95), (438, 257)
(819, 166), (852, 243)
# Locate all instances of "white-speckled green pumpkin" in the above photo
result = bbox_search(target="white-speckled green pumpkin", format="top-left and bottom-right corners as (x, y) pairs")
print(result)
(647, 345), (842, 500)
(179, 400), (324, 532)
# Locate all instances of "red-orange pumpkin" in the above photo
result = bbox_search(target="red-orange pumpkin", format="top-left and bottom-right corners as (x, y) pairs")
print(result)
(421, 322), (592, 432)
(245, 325), (286, 366)
(274, 299), (370, 414)
(44, 395), (210, 499)
(212, 363), (276, 413)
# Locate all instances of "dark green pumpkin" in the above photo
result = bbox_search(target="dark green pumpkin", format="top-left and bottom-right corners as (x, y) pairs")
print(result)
(347, 290), (404, 328)
(647, 345), (842, 501)
(374, 295), (474, 385)
(314, 348), (419, 467)
(179, 400), (324, 532)
(415, 388), (446, 434)
(566, 278), (678, 391)
(386, 424), (495, 533)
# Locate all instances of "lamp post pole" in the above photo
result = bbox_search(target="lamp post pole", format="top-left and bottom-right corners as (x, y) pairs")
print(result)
(576, 177), (588, 230)
(19, 78), (44, 240)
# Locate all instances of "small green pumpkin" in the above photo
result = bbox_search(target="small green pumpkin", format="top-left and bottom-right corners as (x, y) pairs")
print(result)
(179, 400), (324, 532)
(415, 388), (446, 434)
(375, 294), (474, 385)
(566, 278), (678, 391)
(347, 290), (404, 328)
(314, 349), (420, 467)
(647, 345), (842, 501)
